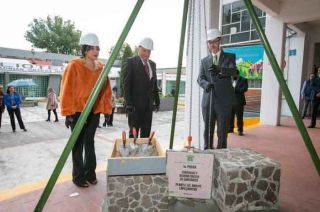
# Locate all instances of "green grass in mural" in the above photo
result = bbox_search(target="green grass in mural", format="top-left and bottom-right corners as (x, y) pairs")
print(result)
(237, 60), (263, 80)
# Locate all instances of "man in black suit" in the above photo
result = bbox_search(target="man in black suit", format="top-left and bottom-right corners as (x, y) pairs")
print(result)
(123, 37), (160, 138)
(198, 29), (237, 149)
(229, 69), (248, 136)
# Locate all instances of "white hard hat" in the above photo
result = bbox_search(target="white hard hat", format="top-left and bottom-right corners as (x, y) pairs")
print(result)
(79, 33), (100, 46)
(207, 29), (222, 41)
(138, 37), (154, 50)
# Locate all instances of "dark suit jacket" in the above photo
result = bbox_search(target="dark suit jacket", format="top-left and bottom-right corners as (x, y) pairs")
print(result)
(123, 56), (160, 111)
(234, 76), (248, 106)
(198, 50), (237, 114)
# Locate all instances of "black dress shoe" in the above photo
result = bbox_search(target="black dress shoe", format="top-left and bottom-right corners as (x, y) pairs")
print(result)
(73, 180), (89, 188)
(307, 125), (315, 128)
(238, 131), (243, 136)
(23, 128), (27, 132)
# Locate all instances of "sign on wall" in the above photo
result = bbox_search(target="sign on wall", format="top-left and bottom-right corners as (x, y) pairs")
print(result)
(0, 59), (64, 74)
(166, 151), (214, 199)
(223, 44), (264, 80)
(289, 49), (297, 56)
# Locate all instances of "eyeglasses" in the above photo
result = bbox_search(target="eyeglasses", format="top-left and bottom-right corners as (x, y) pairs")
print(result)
(208, 38), (221, 44)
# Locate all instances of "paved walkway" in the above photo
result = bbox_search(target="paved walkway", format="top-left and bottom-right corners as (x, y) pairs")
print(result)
(0, 103), (319, 211)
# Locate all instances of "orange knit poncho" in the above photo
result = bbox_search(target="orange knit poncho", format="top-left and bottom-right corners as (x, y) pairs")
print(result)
(60, 59), (112, 116)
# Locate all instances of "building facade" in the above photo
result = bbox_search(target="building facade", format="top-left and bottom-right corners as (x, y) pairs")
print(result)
(0, 47), (120, 99)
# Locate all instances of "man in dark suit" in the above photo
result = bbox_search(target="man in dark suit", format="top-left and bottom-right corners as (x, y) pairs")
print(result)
(198, 29), (237, 149)
(229, 69), (248, 136)
(308, 74), (320, 128)
(123, 37), (160, 138)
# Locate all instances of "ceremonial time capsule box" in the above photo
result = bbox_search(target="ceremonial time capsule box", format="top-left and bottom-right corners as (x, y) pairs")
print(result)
(107, 138), (166, 176)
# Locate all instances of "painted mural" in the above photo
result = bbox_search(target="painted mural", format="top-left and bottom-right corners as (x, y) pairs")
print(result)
(223, 44), (264, 79)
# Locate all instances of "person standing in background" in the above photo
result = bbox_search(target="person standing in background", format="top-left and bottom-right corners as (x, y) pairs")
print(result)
(46, 87), (59, 122)
(308, 71), (320, 128)
(300, 73), (314, 119)
(229, 69), (248, 136)
(0, 85), (5, 132)
(4, 86), (27, 132)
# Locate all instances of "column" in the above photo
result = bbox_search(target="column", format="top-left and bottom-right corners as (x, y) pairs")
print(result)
(260, 15), (286, 126)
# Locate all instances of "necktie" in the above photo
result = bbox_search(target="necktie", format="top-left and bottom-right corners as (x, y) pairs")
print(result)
(143, 60), (150, 78)
(213, 54), (218, 65)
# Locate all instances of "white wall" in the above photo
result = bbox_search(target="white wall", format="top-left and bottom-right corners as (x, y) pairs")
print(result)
(281, 34), (306, 116)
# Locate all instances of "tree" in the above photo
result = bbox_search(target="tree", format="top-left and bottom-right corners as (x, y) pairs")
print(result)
(25, 15), (81, 55)
(117, 43), (134, 97)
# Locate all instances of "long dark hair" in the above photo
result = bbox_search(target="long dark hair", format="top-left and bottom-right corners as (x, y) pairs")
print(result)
(7, 85), (15, 94)
(0, 85), (3, 95)
(80, 45), (95, 58)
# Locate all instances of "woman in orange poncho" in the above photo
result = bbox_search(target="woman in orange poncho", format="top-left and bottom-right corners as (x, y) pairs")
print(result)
(60, 33), (112, 188)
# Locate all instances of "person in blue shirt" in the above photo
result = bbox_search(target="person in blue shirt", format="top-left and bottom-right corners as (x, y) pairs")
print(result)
(0, 85), (5, 132)
(300, 73), (314, 119)
(308, 74), (320, 128)
(4, 85), (27, 132)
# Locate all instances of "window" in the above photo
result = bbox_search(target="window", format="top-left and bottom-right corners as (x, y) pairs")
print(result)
(221, 0), (266, 45)
(222, 23), (240, 34)
(232, 1), (246, 12)
(9, 74), (49, 97)
(222, 4), (231, 25)
(231, 32), (250, 43)
(0, 74), (4, 86)
(251, 17), (266, 30)
(222, 35), (230, 44)
(251, 30), (259, 40)
(231, 12), (241, 23)
(254, 7), (263, 17)
(241, 11), (250, 31)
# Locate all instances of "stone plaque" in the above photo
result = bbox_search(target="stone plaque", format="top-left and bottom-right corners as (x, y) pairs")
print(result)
(166, 151), (214, 199)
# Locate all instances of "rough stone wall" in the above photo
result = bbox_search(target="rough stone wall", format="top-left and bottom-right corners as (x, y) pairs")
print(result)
(106, 175), (168, 212)
(212, 148), (281, 212)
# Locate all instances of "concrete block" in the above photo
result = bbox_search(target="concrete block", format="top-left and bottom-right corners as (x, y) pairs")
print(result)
(212, 148), (280, 212)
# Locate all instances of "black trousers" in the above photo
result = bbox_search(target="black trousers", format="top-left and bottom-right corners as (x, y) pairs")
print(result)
(301, 99), (311, 118)
(310, 99), (320, 127)
(47, 109), (59, 121)
(103, 107), (115, 126)
(202, 105), (231, 150)
(128, 107), (153, 138)
(0, 111), (2, 128)
(230, 104), (244, 133)
(70, 112), (100, 184)
(7, 108), (25, 131)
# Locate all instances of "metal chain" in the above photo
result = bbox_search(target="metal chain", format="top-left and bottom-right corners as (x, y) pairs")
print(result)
(187, 0), (195, 137)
